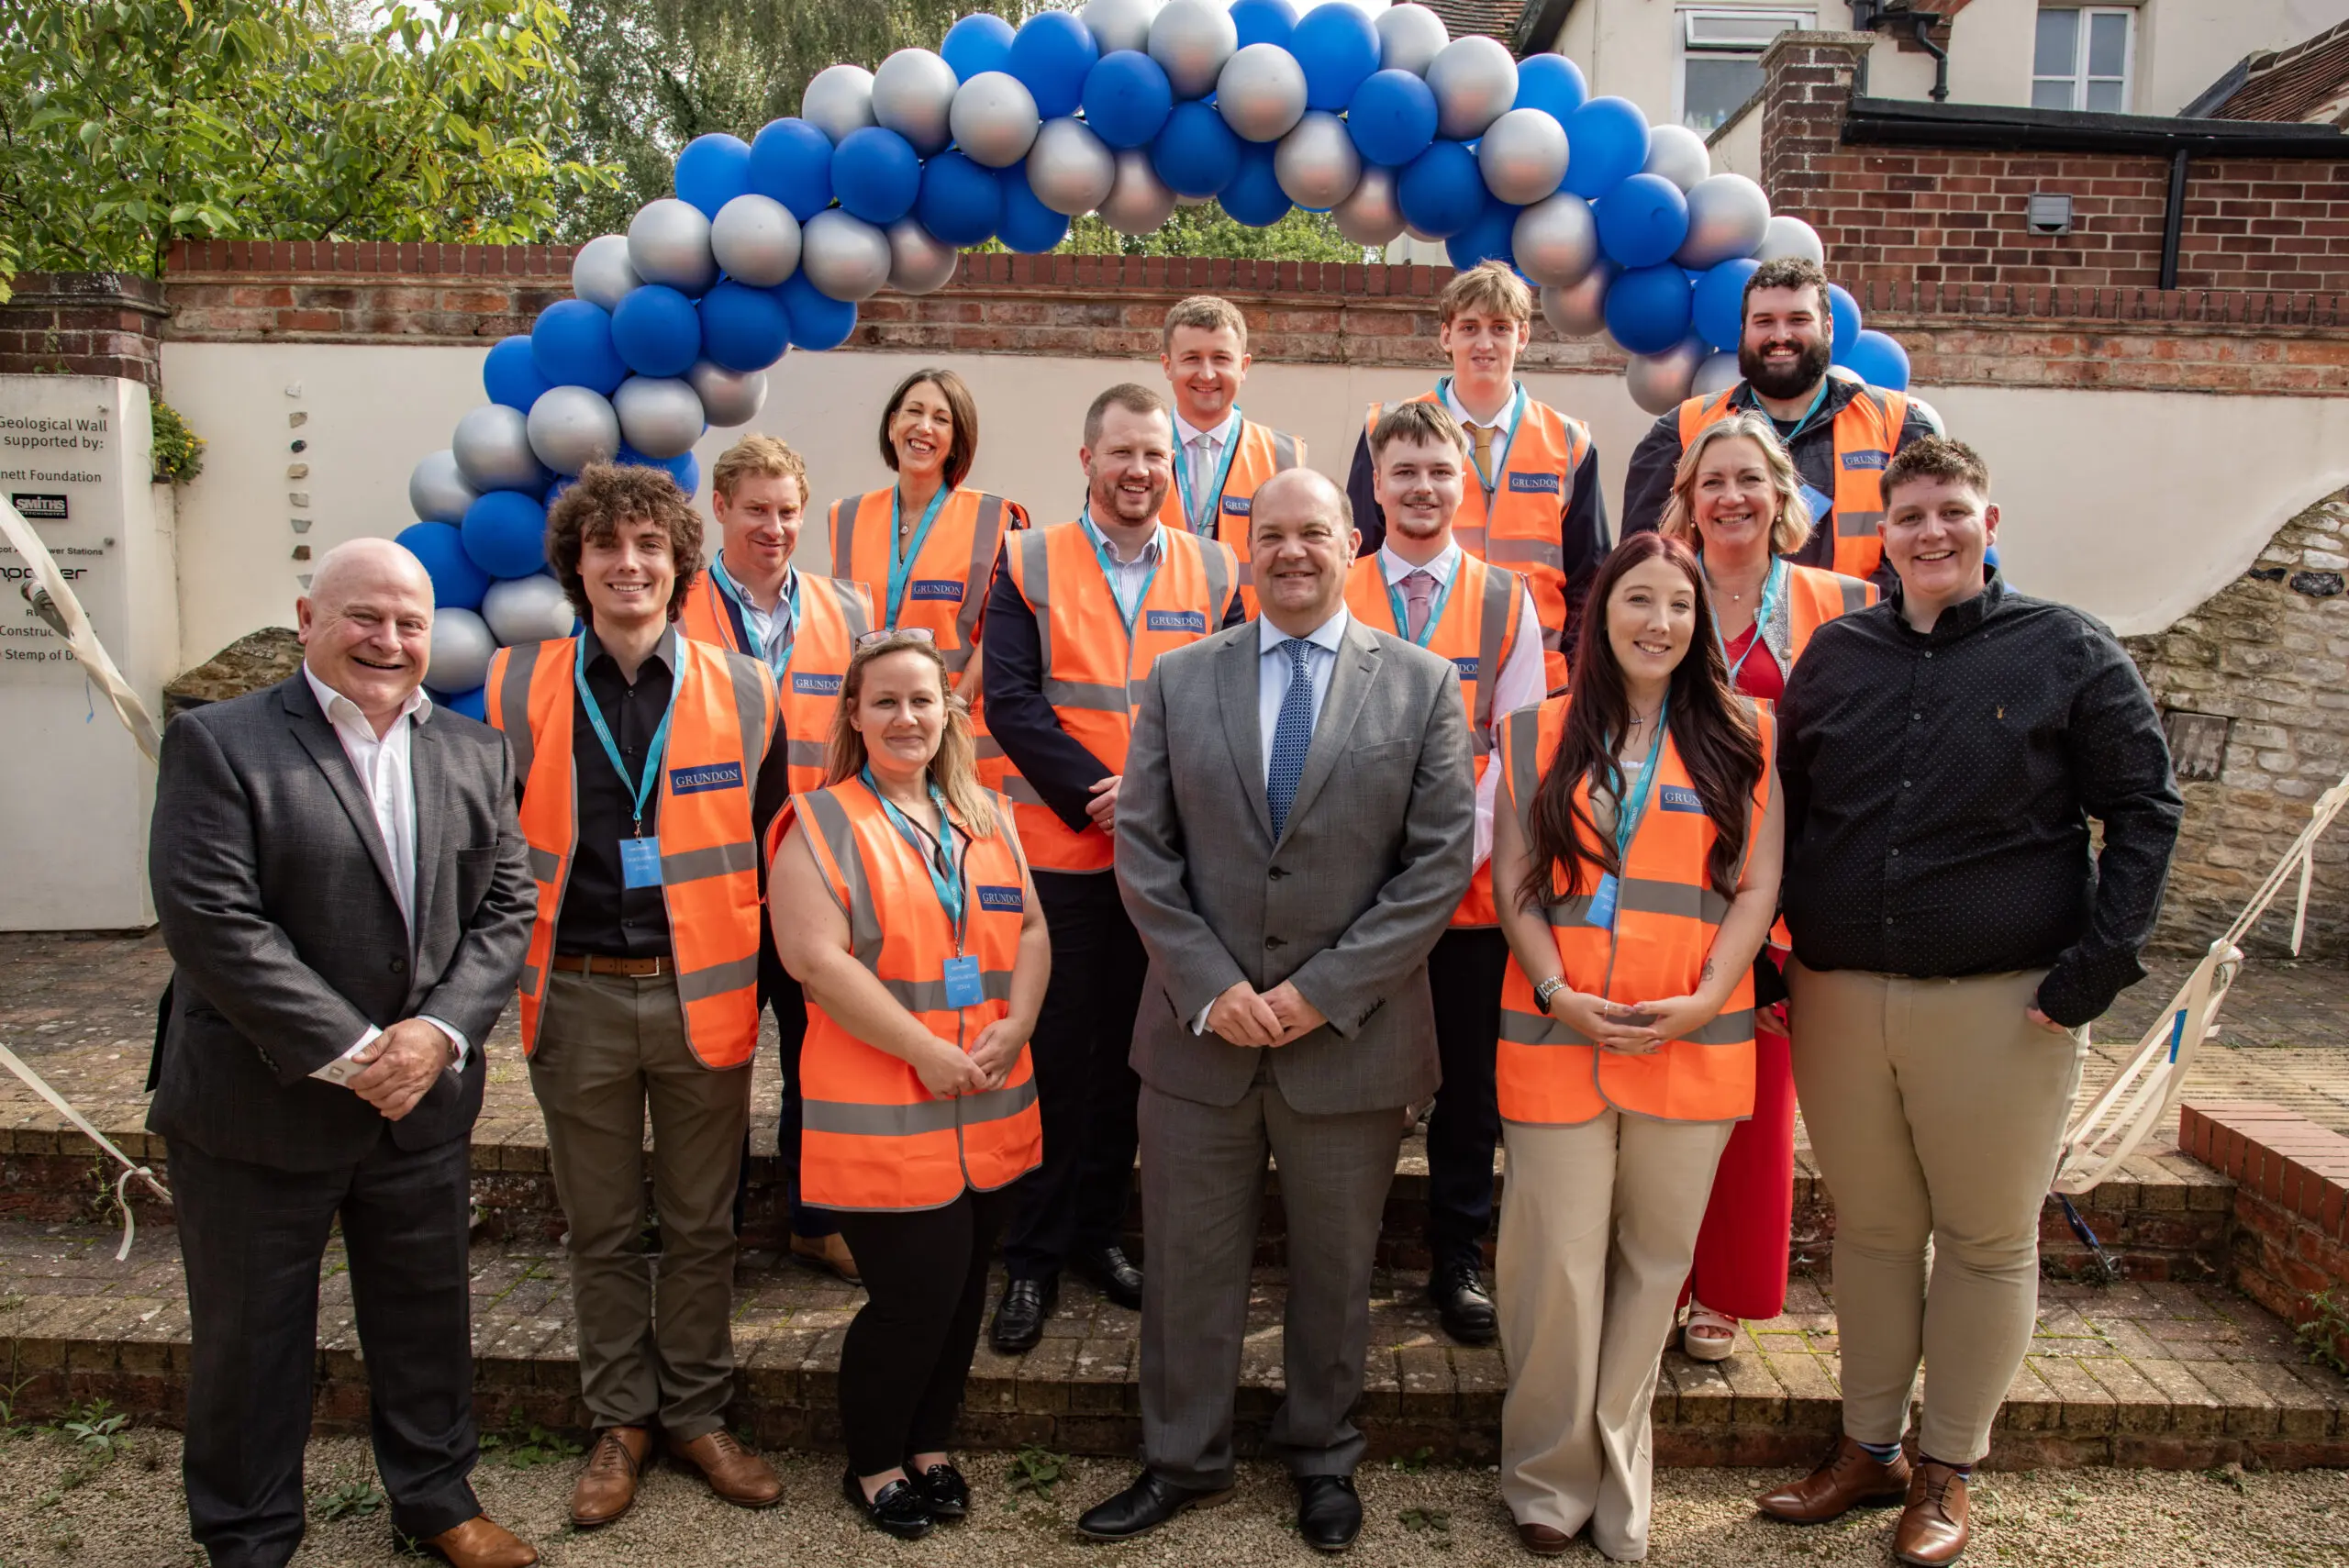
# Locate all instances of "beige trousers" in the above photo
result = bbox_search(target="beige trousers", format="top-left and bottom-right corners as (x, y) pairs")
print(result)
(1497, 1110), (1734, 1562)
(1787, 962), (2086, 1465)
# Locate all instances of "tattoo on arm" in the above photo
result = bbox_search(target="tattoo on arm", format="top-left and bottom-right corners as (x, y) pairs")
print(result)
(1700, 959), (1715, 984)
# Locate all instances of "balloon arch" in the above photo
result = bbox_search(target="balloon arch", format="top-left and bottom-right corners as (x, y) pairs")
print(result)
(399, 0), (1918, 717)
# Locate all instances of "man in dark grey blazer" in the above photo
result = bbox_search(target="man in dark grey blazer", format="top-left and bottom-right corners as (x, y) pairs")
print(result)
(1080, 469), (1475, 1551)
(149, 539), (537, 1568)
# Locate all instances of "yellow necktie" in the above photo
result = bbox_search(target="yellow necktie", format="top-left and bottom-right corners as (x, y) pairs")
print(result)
(1472, 424), (1496, 483)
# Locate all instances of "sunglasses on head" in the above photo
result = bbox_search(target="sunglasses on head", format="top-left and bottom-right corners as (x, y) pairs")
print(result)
(856, 627), (938, 649)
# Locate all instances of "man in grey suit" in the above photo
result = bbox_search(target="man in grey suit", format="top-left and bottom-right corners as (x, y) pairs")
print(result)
(1079, 469), (1475, 1551)
(149, 539), (537, 1568)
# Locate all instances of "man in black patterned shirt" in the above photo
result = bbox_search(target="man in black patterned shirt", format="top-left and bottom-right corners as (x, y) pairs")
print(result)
(1754, 438), (2181, 1568)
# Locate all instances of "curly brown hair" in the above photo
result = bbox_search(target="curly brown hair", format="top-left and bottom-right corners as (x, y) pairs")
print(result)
(545, 462), (704, 624)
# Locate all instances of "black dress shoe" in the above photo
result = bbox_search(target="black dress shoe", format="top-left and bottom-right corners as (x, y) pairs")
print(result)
(1297, 1474), (1363, 1552)
(1429, 1260), (1498, 1346)
(907, 1458), (969, 1520)
(842, 1466), (931, 1540)
(990, 1275), (1058, 1354)
(1075, 1469), (1233, 1540)
(1072, 1244), (1144, 1310)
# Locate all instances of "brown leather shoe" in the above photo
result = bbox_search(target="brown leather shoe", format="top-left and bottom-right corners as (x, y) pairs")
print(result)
(1517, 1522), (1573, 1556)
(791, 1231), (862, 1285)
(1755, 1435), (1913, 1524)
(570, 1426), (651, 1529)
(412, 1515), (539, 1568)
(1893, 1461), (1970, 1566)
(669, 1429), (785, 1508)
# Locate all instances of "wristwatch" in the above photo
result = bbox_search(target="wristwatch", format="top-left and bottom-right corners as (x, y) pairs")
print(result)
(1533, 975), (1568, 1009)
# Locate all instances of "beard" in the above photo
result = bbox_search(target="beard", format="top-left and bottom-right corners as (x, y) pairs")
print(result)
(1739, 336), (1833, 402)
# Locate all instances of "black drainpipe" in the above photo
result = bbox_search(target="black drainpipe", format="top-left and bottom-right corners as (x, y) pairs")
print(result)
(2160, 147), (2191, 290)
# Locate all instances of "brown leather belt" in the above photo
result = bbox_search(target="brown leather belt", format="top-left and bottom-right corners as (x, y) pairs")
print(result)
(551, 951), (672, 978)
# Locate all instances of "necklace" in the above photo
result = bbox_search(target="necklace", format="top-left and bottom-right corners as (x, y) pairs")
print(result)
(1625, 704), (1663, 735)
(1707, 556), (1769, 605)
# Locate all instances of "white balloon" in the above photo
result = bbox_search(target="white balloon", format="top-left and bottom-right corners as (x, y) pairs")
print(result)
(1512, 192), (1600, 287)
(1691, 349), (1742, 398)
(1084, 0), (1162, 55)
(527, 385), (622, 475)
(1217, 41), (1308, 143)
(627, 197), (718, 294)
(481, 573), (578, 648)
(687, 360), (769, 428)
(612, 377), (705, 461)
(799, 208), (893, 302)
(803, 64), (877, 144)
(1675, 172), (1774, 269)
(1826, 363), (1865, 384)
(1149, 0), (1237, 99)
(1026, 117), (1119, 216)
(1098, 148), (1177, 235)
(1333, 166), (1405, 245)
(1753, 213), (1826, 265)
(887, 217), (962, 295)
(408, 449), (479, 524)
(1376, 3), (1451, 77)
(1425, 35), (1517, 140)
(571, 234), (640, 312)
(709, 195), (801, 287)
(1540, 263), (1615, 339)
(1275, 111), (1362, 211)
(426, 607), (496, 694)
(1626, 335), (1710, 417)
(1477, 107), (1569, 206)
(1641, 123), (1712, 192)
(1905, 393), (1947, 436)
(950, 72), (1041, 169)
(872, 48), (959, 157)
(451, 405), (544, 493)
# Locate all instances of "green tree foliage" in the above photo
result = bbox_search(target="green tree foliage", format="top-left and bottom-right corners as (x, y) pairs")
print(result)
(0, 0), (612, 280)
(1062, 208), (1367, 262)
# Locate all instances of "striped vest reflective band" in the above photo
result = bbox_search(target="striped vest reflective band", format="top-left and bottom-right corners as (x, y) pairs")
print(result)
(1493, 695), (1774, 1125)
(980, 521), (1240, 873)
(784, 782), (1042, 1212)
(1368, 393), (1594, 692)
(1678, 385), (1909, 583)
(827, 486), (1026, 677)
(1783, 562), (1876, 660)
(485, 634), (776, 1068)
(1155, 417), (1302, 616)
(679, 569), (874, 794)
(1341, 551), (1525, 928)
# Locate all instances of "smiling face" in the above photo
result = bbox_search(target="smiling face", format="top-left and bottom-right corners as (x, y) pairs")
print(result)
(1374, 433), (1465, 547)
(1882, 474), (1998, 610)
(1438, 308), (1532, 394)
(711, 472), (803, 583)
(577, 515), (679, 633)
(1082, 401), (1175, 528)
(888, 379), (954, 483)
(1251, 470), (1358, 631)
(1688, 434), (1780, 560)
(849, 647), (947, 780)
(1738, 284), (1833, 402)
(1606, 554), (1698, 694)
(297, 540), (435, 725)
(1161, 323), (1250, 430)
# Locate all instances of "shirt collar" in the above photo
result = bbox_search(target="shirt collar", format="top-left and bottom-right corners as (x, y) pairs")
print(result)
(710, 554), (795, 616)
(578, 621), (678, 675)
(304, 663), (430, 733)
(1442, 379), (1521, 430)
(1259, 605), (1351, 658)
(1174, 408), (1241, 450)
(1082, 508), (1164, 567)
(1378, 540), (1460, 587)
(1887, 569), (2006, 643)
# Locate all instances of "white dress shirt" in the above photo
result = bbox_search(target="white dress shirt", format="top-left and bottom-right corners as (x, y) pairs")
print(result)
(1256, 605), (1349, 784)
(1443, 379), (1526, 488)
(1081, 506), (1165, 622)
(712, 556), (797, 677)
(1174, 407), (1242, 533)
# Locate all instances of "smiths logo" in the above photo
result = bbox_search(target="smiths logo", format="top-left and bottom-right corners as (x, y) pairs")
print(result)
(1452, 656), (1480, 680)
(1220, 495), (1252, 515)
(908, 579), (965, 602)
(1659, 784), (1705, 813)
(1842, 450), (1888, 471)
(1507, 473), (1561, 495)
(669, 762), (744, 795)
(1145, 609), (1207, 633)
(975, 884), (1024, 913)
(10, 494), (66, 521)
(791, 672), (841, 695)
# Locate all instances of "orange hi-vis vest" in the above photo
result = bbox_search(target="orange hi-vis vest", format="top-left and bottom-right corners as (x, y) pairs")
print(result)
(775, 781), (1042, 1212)
(1157, 416), (1302, 615)
(1783, 562), (1876, 657)
(982, 520), (1241, 873)
(1341, 550), (1527, 928)
(486, 633), (777, 1069)
(1493, 695), (1775, 1126)
(1368, 390), (1595, 691)
(828, 485), (1027, 679)
(678, 567), (874, 794)
(1678, 384), (1909, 583)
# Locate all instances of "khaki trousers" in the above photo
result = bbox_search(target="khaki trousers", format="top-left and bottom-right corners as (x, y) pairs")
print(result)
(1497, 1110), (1734, 1562)
(529, 970), (752, 1439)
(1787, 962), (2086, 1465)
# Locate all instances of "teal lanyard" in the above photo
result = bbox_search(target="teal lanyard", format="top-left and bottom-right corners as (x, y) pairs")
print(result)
(885, 484), (952, 630)
(1752, 375), (1833, 441)
(574, 635), (679, 836)
(1439, 376), (1526, 507)
(1709, 555), (1785, 687)
(1174, 415), (1244, 536)
(1084, 514), (1161, 634)
(1609, 698), (1670, 866)
(712, 560), (799, 681)
(1383, 561), (1458, 650)
(862, 766), (965, 938)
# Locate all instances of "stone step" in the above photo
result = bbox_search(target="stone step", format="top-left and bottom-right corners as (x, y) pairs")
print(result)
(5, 1218), (2344, 1473)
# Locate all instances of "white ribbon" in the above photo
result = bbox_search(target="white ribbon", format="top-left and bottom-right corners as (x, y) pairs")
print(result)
(0, 495), (161, 763)
(0, 1042), (172, 1260)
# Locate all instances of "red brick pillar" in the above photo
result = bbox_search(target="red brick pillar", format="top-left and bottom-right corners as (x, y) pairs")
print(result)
(1759, 31), (1875, 233)
(0, 272), (169, 390)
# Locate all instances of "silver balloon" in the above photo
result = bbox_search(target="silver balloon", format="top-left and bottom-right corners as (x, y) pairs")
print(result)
(451, 405), (544, 493)
(425, 608), (496, 694)
(872, 48), (959, 156)
(627, 197), (718, 294)
(1217, 42), (1308, 143)
(611, 377), (705, 461)
(1540, 263), (1615, 339)
(408, 449), (479, 524)
(1692, 350), (1742, 398)
(949, 72), (1041, 169)
(799, 208), (893, 302)
(481, 573), (578, 648)
(1083, 0), (1162, 55)
(1403, 221), (1441, 243)
(1826, 363), (1864, 385)
(1626, 335), (1710, 417)
(571, 234), (640, 312)
(687, 360), (769, 428)
(803, 63), (877, 144)
(1753, 213), (1826, 265)
(1174, 191), (1213, 206)
(1098, 148), (1177, 235)
(709, 194), (801, 287)
(887, 217), (961, 295)
(1426, 35), (1517, 140)
(1675, 172), (1773, 269)
(1641, 123), (1712, 192)
(1275, 111), (1361, 211)
(1026, 117), (1118, 216)
(1905, 394), (1947, 436)
(1512, 192), (1600, 287)
(1332, 165), (1405, 245)
(1477, 107), (1569, 206)
(1149, 0), (1236, 99)
(527, 385), (622, 475)
(1376, 3), (1451, 77)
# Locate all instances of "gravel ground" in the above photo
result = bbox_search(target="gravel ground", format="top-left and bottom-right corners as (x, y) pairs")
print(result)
(4, 1427), (2347, 1568)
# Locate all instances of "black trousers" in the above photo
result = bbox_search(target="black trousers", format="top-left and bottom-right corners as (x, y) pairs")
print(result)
(832, 1185), (1014, 1475)
(1423, 927), (1509, 1273)
(759, 948), (838, 1240)
(1000, 868), (1147, 1283)
(172, 1134), (480, 1568)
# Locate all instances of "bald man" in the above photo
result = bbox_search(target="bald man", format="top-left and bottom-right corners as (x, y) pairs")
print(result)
(150, 539), (539, 1568)
(1081, 469), (1475, 1551)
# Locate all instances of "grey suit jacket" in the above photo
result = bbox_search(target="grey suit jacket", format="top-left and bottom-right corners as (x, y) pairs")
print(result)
(147, 673), (535, 1172)
(1116, 616), (1475, 1115)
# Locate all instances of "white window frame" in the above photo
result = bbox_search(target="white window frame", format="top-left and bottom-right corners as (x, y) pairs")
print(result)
(1675, 7), (1816, 131)
(2032, 6), (2136, 114)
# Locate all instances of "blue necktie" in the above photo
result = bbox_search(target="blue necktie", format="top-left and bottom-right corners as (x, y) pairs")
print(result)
(1267, 638), (1316, 839)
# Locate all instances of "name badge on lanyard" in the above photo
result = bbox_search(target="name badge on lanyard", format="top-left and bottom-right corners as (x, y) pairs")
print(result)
(942, 954), (985, 1008)
(1176, 416), (1244, 537)
(575, 637), (679, 887)
(620, 836), (663, 889)
(1586, 699), (1668, 930)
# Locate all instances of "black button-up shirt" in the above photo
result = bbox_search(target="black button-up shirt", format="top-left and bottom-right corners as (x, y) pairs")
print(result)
(1776, 574), (2183, 1027)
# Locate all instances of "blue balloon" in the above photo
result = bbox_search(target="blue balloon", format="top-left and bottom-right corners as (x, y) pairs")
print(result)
(1219, 142), (1291, 228)
(1562, 95), (1651, 200)
(674, 132), (752, 219)
(483, 335), (551, 412)
(1594, 172), (1690, 269)
(1151, 101), (1241, 197)
(1008, 9), (1098, 121)
(1230, 0), (1297, 52)
(942, 12), (1016, 81)
(1692, 257), (1761, 352)
(996, 164), (1074, 252)
(1397, 140), (1483, 239)
(1514, 53), (1588, 122)
(609, 284), (704, 378)
(1446, 196), (1522, 272)
(831, 126), (923, 225)
(461, 490), (551, 580)
(1840, 328), (1910, 391)
(1292, 1), (1380, 112)
(778, 272), (859, 351)
(748, 117), (834, 220)
(616, 444), (701, 495)
(1828, 284), (1863, 360)
(1084, 51), (1174, 150)
(918, 151), (1002, 246)
(440, 685), (489, 722)
(697, 281), (791, 373)
(1603, 263), (1694, 356)
(395, 521), (492, 612)
(1347, 70), (1438, 169)
(529, 298), (628, 395)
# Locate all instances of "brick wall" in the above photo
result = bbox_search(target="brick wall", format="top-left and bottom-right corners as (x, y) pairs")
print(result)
(0, 272), (169, 389)
(2180, 1102), (2349, 1371)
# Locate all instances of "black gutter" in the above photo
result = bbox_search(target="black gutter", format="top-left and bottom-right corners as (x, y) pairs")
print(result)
(2160, 148), (2192, 290)
(1509, 0), (1577, 60)
(1840, 95), (2349, 156)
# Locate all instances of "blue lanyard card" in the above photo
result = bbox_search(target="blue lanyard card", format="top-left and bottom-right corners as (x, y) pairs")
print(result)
(1586, 872), (1620, 930)
(619, 836), (664, 889)
(942, 954), (984, 1009)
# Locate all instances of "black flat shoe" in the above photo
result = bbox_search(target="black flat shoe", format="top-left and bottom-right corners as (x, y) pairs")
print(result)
(1072, 1244), (1144, 1310)
(907, 1458), (970, 1521)
(990, 1274), (1057, 1354)
(1074, 1469), (1233, 1540)
(842, 1465), (931, 1540)
(1429, 1260), (1498, 1346)
(1297, 1473), (1363, 1552)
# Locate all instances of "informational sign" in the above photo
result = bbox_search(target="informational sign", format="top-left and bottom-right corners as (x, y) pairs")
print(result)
(0, 395), (130, 686)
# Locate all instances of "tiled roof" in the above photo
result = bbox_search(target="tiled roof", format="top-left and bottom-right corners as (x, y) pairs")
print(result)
(1421, 0), (1527, 46)
(2203, 18), (2349, 125)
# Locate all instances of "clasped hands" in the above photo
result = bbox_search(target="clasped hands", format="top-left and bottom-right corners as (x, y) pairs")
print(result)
(1543, 986), (1720, 1056)
(346, 1018), (455, 1121)
(1207, 980), (1326, 1048)
(912, 1018), (1030, 1099)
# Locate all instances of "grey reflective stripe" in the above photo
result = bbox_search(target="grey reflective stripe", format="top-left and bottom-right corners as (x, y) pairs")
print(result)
(1612, 877), (1731, 925)
(1543, 894), (1598, 927)
(1487, 537), (1564, 572)
(1019, 528), (1054, 676)
(972, 735), (1006, 761)
(495, 639), (543, 786)
(1838, 578), (1870, 615)
(955, 495), (1005, 654)
(822, 575), (873, 641)
(1839, 509), (1883, 538)
(1003, 774), (1048, 806)
(1499, 1006), (1593, 1047)
(883, 966), (1015, 1014)
(802, 1076), (1038, 1137)
(1235, 560), (1254, 587)
(802, 788), (885, 969)
(1470, 567), (1511, 751)
(1685, 1007), (1756, 1045)
(676, 951), (760, 1003)
(718, 653), (769, 779)
(786, 738), (829, 768)
(1041, 679), (1128, 712)
(1270, 429), (1298, 471)
(661, 839), (758, 885)
(1455, 521), (1487, 556)
(832, 493), (867, 593)
(1196, 534), (1234, 623)
(527, 845), (562, 882)
(519, 961), (541, 997)
(1505, 706), (1541, 841)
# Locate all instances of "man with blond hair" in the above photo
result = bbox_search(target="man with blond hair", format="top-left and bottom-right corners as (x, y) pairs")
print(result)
(1157, 295), (1306, 611)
